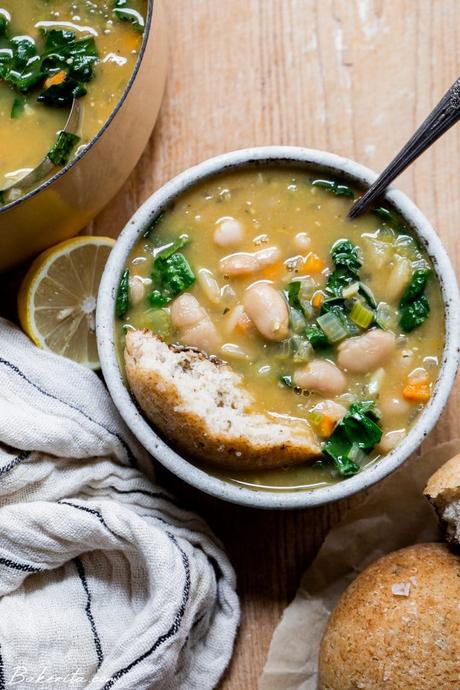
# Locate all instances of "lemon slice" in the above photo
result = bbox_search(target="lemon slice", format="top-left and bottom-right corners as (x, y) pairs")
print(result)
(18, 236), (115, 368)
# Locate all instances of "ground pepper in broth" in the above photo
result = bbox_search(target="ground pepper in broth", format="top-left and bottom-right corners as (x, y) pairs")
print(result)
(119, 168), (445, 491)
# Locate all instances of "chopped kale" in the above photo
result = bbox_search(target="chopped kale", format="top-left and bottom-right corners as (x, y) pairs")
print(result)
(38, 76), (87, 107)
(149, 235), (195, 307)
(312, 179), (354, 198)
(279, 375), (294, 388)
(116, 269), (130, 319)
(41, 30), (98, 83)
(372, 206), (397, 225)
(155, 234), (190, 262)
(326, 267), (356, 297)
(398, 268), (431, 332)
(305, 324), (329, 350)
(323, 401), (382, 477)
(0, 35), (43, 93)
(331, 240), (362, 273)
(326, 240), (362, 298)
(0, 25), (99, 107)
(399, 295), (430, 333)
(11, 96), (25, 119)
(399, 268), (431, 307)
(47, 131), (80, 166)
(0, 12), (9, 37)
(38, 30), (99, 106)
(113, 0), (145, 32)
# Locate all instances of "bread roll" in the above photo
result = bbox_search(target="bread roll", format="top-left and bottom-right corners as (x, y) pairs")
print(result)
(124, 329), (321, 470)
(319, 543), (460, 690)
(424, 453), (460, 544)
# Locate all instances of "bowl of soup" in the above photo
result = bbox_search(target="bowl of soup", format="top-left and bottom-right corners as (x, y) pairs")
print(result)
(96, 147), (460, 509)
(0, 0), (167, 271)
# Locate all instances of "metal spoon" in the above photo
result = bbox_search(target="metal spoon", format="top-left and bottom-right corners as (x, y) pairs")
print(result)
(0, 98), (81, 202)
(348, 76), (460, 219)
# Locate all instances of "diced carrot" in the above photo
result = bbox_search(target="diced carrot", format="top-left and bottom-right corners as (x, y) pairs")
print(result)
(262, 262), (285, 281)
(311, 290), (325, 309)
(402, 382), (431, 403)
(235, 312), (255, 335)
(302, 252), (326, 275)
(318, 416), (336, 438)
(44, 70), (67, 90)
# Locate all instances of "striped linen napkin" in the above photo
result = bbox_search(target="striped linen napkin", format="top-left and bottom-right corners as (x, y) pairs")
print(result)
(0, 318), (239, 690)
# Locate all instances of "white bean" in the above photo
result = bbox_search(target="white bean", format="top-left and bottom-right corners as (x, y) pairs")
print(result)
(220, 343), (250, 360)
(311, 399), (347, 423)
(293, 360), (347, 396)
(219, 246), (281, 276)
(386, 257), (412, 301)
(220, 252), (260, 276)
(224, 304), (245, 333)
(170, 293), (220, 352)
(379, 395), (411, 417)
(377, 429), (406, 454)
(294, 232), (311, 251)
(128, 275), (146, 305)
(214, 217), (245, 247)
(243, 283), (289, 341)
(337, 329), (396, 374)
(197, 268), (221, 304)
(254, 246), (282, 267)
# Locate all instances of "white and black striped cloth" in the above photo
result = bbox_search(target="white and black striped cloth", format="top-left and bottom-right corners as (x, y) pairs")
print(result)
(0, 318), (239, 690)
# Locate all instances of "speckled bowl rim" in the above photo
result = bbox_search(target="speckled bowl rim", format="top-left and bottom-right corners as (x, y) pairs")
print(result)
(97, 146), (460, 509)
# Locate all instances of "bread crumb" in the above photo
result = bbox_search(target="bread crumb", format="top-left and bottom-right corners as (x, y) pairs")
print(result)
(391, 582), (411, 597)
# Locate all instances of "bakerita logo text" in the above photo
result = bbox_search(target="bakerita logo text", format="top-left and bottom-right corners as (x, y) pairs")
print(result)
(8, 667), (89, 687)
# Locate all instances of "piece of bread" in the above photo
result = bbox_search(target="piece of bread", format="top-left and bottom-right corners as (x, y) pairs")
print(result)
(319, 543), (460, 690)
(424, 453), (460, 544)
(124, 329), (322, 470)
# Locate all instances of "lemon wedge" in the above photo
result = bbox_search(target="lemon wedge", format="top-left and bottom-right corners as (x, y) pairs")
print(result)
(18, 236), (115, 368)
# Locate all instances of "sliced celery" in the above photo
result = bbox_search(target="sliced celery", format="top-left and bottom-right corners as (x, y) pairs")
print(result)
(317, 311), (348, 343)
(349, 300), (374, 329)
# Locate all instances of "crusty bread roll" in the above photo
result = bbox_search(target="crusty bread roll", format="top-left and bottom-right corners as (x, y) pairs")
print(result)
(319, 543), (460, 690)
(424, 453), (460, 544)
(124, 329), (321, 470)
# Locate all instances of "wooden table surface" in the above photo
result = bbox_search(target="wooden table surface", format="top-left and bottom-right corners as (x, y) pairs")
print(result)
(4, 1), (460, 688)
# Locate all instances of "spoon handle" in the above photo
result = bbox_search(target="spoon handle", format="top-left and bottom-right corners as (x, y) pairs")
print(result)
(348, 76), (460, 219)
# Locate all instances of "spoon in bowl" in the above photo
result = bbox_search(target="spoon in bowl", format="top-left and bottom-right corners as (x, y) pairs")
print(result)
(348, 76), (460, 219)
(0, 98), (81, 204)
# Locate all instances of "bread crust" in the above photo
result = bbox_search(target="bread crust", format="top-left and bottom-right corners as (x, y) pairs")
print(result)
(124, 329), (321, 470)
(424, 453), (460, 505)
(424, 454), (460, 543)
(319, 543), (460, 690)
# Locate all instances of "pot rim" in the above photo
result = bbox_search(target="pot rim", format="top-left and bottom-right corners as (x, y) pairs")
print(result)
(0, 0), (154, 216)
(96, 146), (460, 509)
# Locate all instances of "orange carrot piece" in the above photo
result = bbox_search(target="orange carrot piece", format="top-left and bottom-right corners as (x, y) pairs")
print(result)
(402, 382), (431, 403)
(302, 252), (326, 275)
(318, 416), (336, 438)
(44, 70), (67, 90)
(235, 312), (255, 335)
(262, 262), (285, 281)
(311, 290), (325, 309)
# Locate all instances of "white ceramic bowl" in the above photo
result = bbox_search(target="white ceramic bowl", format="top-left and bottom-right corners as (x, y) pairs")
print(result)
(97, 147), (460, 509)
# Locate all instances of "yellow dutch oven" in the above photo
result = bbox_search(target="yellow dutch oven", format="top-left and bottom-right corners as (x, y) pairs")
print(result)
(0, 0), (167, 272)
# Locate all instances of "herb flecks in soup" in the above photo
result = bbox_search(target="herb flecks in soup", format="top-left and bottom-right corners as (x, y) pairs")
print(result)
(119, 169), (444, 490)
(0, 1), (145, 197)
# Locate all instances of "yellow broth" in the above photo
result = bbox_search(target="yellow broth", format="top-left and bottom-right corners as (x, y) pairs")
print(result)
(119, 168), (445, 490)
(0, 1), (145, 192)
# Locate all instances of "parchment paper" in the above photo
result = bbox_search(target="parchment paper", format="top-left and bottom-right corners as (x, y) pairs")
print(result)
(258, 439), (460, 690)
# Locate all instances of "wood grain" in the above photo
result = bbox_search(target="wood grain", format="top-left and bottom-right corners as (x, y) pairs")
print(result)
(4, 1), (460, 688)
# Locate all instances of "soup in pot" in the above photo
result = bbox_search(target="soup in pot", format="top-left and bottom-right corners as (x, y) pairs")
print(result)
(117, 168), (445, 491)
(0, 0), (146, 203)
